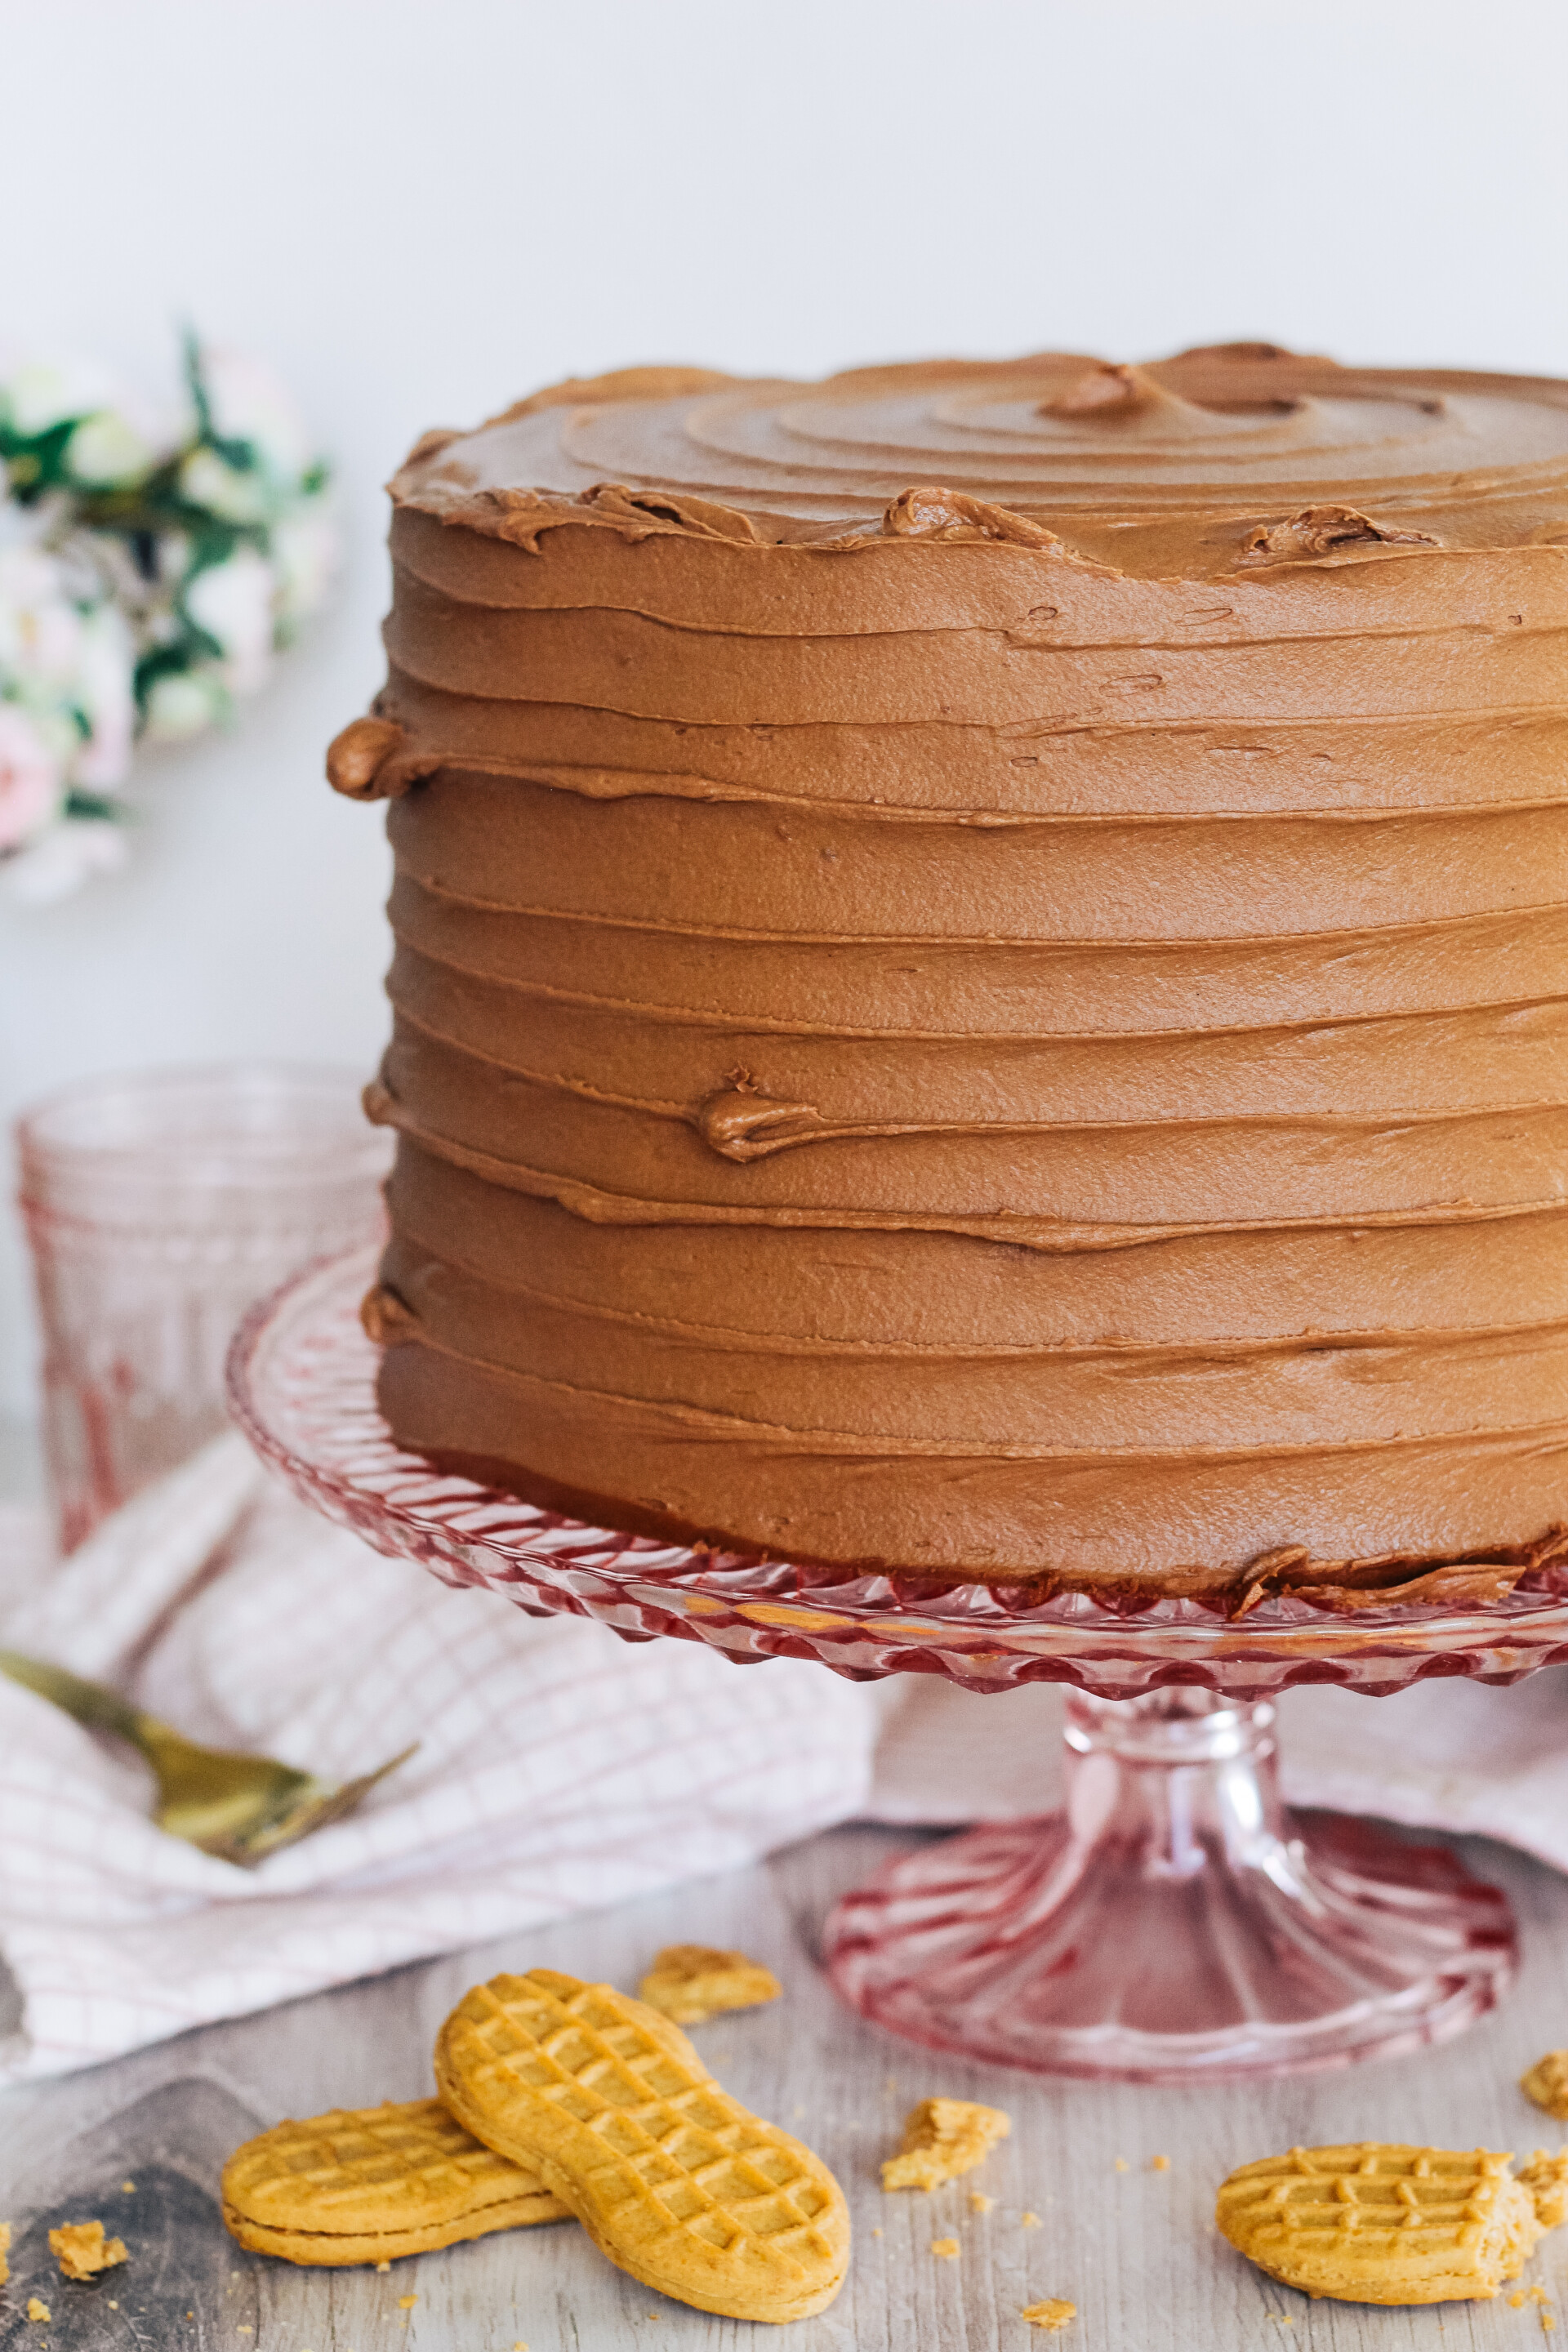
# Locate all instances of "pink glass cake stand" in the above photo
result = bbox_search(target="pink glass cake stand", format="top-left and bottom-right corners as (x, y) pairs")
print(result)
(228, 1245), (1568, 2085)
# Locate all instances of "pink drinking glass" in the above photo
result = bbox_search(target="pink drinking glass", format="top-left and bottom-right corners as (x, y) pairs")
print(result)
(17, 1062), (390, 1552)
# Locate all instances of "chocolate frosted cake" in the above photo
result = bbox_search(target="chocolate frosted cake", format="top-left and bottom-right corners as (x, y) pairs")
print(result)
(332, 345), (1568, 1600)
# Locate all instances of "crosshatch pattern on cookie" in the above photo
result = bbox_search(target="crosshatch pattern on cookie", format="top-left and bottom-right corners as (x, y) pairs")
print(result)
(436, 1970), (849, 2319)
(464, 1976), (836, 2252)
(1217, 2144), (1550, 2304)
(224, 2100), (557, 2231)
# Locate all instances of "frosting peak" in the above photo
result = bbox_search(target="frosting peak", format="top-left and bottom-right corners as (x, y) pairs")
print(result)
(1036, 360), (1209, 424)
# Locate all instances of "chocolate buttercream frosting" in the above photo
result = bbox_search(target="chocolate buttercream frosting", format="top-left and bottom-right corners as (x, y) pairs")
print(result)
(334, 344), (1568, 1596)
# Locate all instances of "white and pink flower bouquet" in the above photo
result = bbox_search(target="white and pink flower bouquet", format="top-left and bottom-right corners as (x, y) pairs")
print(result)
(0, 336), (336, 902)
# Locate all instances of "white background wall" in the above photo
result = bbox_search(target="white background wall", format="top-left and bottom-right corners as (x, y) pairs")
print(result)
(4, 0), (1568, 1419)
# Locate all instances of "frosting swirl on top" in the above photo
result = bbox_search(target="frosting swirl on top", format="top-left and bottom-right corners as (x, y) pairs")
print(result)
(394, 344), (1568, 572)
(343, 345), (1568, 1592)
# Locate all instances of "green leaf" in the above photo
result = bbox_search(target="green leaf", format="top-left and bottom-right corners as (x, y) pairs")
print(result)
(182, 324), (213, 441)
(132, 636), (218, 712)
(182, 328), (257, 472)
(62, 788), (123, 824)
(0, 416), (82, 503)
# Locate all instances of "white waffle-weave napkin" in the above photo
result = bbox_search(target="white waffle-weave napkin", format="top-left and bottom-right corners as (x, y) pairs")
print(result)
(0, 1436), (875, 2082)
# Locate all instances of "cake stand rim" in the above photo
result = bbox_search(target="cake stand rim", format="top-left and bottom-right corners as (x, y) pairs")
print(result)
(225, 1243), (1568, 1695)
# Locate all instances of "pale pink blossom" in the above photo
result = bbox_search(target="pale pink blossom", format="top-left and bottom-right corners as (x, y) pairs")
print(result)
(142, 670), (226, 742)
(0, 546), (82, 685)
(70, 605), (136, 788)
(3, 817), (126, 904)
(271, 509), (338, 628)
(66, 409), (154, 488)
(0, 702), (60, 849)
(185, 550), (277, 694)
(178, 444), (270, 525)
(201, 347), (312, 479)
(0, 354), (114, 438)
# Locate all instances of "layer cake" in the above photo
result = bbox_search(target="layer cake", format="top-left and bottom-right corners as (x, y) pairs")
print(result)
(332, 345), (1568, 1598)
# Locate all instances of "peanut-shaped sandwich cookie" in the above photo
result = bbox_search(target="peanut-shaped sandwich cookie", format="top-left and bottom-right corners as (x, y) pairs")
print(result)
(1217, 2142), (1567, 2305)
(223, 2098), (566, 2265)
(223, 1997), (704, 2266)
(436, 1968), (849, 2323)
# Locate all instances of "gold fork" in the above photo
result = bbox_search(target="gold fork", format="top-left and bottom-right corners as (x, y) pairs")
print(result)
(0, 1648), (416, 1866)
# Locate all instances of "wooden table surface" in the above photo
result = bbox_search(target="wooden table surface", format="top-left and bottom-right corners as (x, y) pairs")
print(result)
(4, 1820), (1568, 2352)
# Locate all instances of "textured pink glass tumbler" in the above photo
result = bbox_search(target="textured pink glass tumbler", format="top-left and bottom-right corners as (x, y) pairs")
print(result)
(18, 1063), (391, 1552)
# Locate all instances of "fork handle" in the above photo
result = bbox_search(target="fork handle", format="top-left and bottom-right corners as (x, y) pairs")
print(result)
(0, 1647), (154, 1753)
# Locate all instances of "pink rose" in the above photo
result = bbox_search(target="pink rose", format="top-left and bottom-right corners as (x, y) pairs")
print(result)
(0, 704), (60, 849)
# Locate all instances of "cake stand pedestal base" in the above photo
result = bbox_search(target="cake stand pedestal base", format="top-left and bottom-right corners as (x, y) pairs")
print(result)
(824, 1687), (1516, 2082)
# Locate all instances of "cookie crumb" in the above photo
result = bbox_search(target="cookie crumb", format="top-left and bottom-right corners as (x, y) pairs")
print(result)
(638, 1944), (781, 2024)
(1021, 2209), (1041, 2228)
(969, 2190), (995, 2214)
(871, 2226), (883, 2238)
(1022, 2300), (1076, 2333)
(931, 2236), (960, 2260)
(1533, 2286), (1553, 2305)
(398, 2296), (417, 2310)
(1521, 2150), (1568, 2229)
(26, 2301), (51, 2326)
(1514, 2295), (1530, 2309)
(1152, 2154), (1170, 2172)
(122, 2180), (135, 2194)
(1524, 2051), (1568, 2120)
(375, 2260), (390, 2274)
(882, 2098), (1011, 2191)
(1114, 2157), (1129, 2173)
(50, 2221), (128, 2280)
(0, 2221), (9, 2287)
